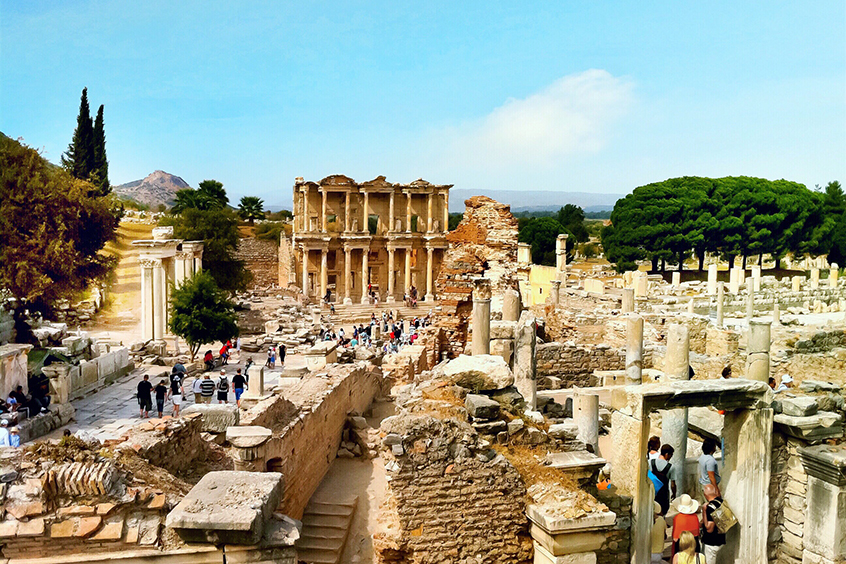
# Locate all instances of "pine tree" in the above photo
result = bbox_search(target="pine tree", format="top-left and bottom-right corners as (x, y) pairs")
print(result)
(92, 104), (110, 195)
(62, 87), (95, 180)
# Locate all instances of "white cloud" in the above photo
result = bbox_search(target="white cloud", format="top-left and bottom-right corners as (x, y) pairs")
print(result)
(435, 69), (634, 170)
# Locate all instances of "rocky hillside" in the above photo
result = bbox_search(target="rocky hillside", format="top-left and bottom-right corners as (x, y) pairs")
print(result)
(113, 170), (190, 208)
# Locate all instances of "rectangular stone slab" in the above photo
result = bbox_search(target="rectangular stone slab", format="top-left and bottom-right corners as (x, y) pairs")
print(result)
(166, 471), (283, 545)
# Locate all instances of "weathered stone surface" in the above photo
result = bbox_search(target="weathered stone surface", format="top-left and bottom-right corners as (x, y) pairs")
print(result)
(182, 403), (240, 433)
(472, 420), (508, 435)
(465, 394), (501, 420)
(226, 426), (273, 448)
(166, 471), (284, 545)
(548, 422), (579, 441)
(507, 419), (525, 435)
(75, 516), (102, 537)
(781, 397), (819, 417)
(17, 517), (45, 537)
(441, 354), (514, 391)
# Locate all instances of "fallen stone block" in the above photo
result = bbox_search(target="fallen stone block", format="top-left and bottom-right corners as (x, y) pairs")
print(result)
(441, 354), (514, 391)
(472, 420), (507, 435)
(548, 422), (579, 441)
(182, 403), (240, 433)
(781, 397), (819, 417)
(465, 394), (501, 420)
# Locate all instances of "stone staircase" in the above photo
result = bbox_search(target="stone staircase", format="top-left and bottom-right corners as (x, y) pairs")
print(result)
(295, 495), (358, 564)
(320, 301), (437, 326)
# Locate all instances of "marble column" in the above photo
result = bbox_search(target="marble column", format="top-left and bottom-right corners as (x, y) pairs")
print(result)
(687, 298), (695, 314)
(830, 264), (839, 288)
(360, 248), (369, 304)
(555, 234), (568, 271)
(746, 289), (755, 321)
(672, 271), (681, 288)
(389, 191), (395, 232)
(471, 279), (492, 355)
(425, 247), (434, 301)
(517, 243), (532, 265)
(662, 324), (690, 492)
(716, 282), (725, 327)
(404, 248), (412, 293)
(575, 391), (600, 455)
(514, 311), (537, 410)
(321, 189), (327, 233)
(386, 249), (396, 303)
(406, 193), (412, 233)
(729, 267), (741, 294)
(141, 259), (155, 341)
(320, 249), (328, 301)
(362, 192), (369, 233)
(502, 289), (521, 322)
(621, 288), (635, 313)
(301, 187), (309, 231)
(550, 280), (561, 305)
(427, 193), (433, 233)
(153, 260), (166, 342)
(344, 192), (351, 232)
(626, 314), (643, 385)
(442, 192), (449, 232)
(301, 247), (309, 297)
(773, 300), (780, 325)
(810, 267), (820, 290)
(344, 249), (352, 305)
(707, 263), (718, 295)
(751, 265), (762, 292)
(792, 275), (802, 293)
(746, 321), (771, 382)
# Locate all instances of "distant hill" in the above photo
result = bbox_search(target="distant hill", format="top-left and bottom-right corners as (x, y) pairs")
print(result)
(113, 171), (190, 209)
(448, 189), (623, 213)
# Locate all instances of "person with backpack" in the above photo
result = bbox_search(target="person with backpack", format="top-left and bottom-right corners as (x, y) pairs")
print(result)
(217, 371), (229, 404)
(701, 484), (726, 563)
(650, 444), (678, 515)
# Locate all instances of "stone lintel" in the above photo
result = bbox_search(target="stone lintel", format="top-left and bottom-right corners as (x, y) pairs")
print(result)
(611, 379), (769, 415)
(526, 505), (616, 535)
(226, 426), (273, 449)
(774, 412), (844, 442)
(800, 444), (846, 486)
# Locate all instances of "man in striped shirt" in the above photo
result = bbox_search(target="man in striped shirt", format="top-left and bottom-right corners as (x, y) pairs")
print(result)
(200, 373), (217, 403)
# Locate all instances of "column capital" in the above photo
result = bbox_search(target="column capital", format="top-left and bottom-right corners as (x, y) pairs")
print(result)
(140, 257), (162, 269)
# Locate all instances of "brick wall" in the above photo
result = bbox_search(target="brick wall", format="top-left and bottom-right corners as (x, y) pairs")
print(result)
(536, 342), (627, 389)
(236, 237), (280, 289)
(278, 233), (295, 288)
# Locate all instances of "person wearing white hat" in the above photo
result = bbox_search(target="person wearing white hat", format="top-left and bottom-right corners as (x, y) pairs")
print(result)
(671, 494), (701, 556)
(775, 374), (793, 393)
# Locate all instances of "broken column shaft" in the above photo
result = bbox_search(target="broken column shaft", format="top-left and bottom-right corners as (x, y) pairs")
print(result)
(662, 324), (690, 491)
(746, 320), (771, 382)
(471, 278), (492, 356)
(626, 314), (643, 385)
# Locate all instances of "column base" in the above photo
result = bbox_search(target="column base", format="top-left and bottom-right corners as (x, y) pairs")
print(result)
(343, 298), (353, 305)
(425, 293), (435, 302)
(360, 296), (369, 304)
(386, 296), (396, 303)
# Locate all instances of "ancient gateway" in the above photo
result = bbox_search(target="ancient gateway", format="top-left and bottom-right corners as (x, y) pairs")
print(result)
(291, 175), (450, 303)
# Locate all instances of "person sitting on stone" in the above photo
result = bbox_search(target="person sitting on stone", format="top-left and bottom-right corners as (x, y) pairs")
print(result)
(0, 420), (10, 447)
(775, 374), (793, 393)
(768, 376), (777, 390)
(203, 350), (214, 371)
(9, 427), (20, 448)
(29, 376), (51, 413)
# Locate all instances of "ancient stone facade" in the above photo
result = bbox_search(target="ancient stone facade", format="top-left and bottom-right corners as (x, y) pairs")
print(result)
(236, 237), (280, 289)
(291, 175), (450, 303)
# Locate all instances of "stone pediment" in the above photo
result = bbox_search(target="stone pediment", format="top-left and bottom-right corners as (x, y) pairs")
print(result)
(360, 175), (392, 188)
(319, 174), (355, 186)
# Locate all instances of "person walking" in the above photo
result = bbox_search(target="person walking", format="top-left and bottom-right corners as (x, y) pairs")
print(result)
(651, 444), (678, 515)
(244, 356), (254, 383)
(169, 372), (184, 417)
(699, 438), (721, 496)
(671, 495), (701, 556)
(673, 530), (704, 564)
(278, 343), (286, 366)
(216, 371), (229, 404)
(137, 374), (153, 418)
(232, 368), (247, 407)
(154, 379), (168, 418)
(200, 373), (216, 403)
(192, 375), (203, 404)
(701, 484), (726, 563)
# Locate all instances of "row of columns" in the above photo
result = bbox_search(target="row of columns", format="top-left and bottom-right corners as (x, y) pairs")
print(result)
(706, 264), (840, 296)
(300, 188), (449, 234)
(140, 251), (201, 343)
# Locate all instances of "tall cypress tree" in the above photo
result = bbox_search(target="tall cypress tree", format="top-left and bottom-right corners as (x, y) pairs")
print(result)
(62, 87), (95, 180)
(92, 104), (110, 195)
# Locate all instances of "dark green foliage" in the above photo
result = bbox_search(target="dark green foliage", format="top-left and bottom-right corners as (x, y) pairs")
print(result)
(256, 221), (284, 243)
(448, 213), (463, 231)
(1, 135), (118, 317)
(584, 210), (612, 219)
(62, 89), (110, 196)
(91, 104), (109, 196)
(160, 208), (251, 293)
(171, 179), (229, 213)
(556, 204), (589, 242)
(518, 217), (573, 266)
(169, 271), (239, 360)
(238, 196), (265, 224)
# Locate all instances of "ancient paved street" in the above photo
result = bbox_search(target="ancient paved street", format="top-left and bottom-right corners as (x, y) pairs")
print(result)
(47, 354), (307, 442)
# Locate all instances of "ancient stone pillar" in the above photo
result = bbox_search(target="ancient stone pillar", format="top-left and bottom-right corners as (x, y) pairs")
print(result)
(388, 191), (395, 233)
(344, 192), (351, 232)
(320, 249), (328, 301)
(716, 282), (724, 327)
(707, 263), (718, 295)
(301, 247), (309, 297)
(517, 243), (532, 265)
(830, 264), (839, 288)
(427, 193), (434, 233)
(792, 275), (802, 293)
(344, 249), (353, 305)
(406, 192), (412, 233)
(321, 189), (327, 233)
(626, 314), (643, 385)
(746, 289), (755, 321)
(621, 288), (635, 313)
(672, 271), (681, 288)
(152, 260), (166, 342)
(360, 248), (369, 304)
(687, 299), (695, 314)
(514, 311), (537, 410)
(386, 249), (396, 303)
(635, 275), (648, 298)
(362, 192), (370, 233)
(471, 279), (492, 356)
(555, 234), (568, 271)
(243, 366), (265, 399)
(662, 324), (690, 491)
(746, 320), (771, 382)
(751, 264), (762, 292)
(141, 259), (155, 342)
(425, 247), (434, 302)
(811, 267), (820, 290)
(729, 267), (741, 294)
(773, 300), (780, 325)
(549, 280), (561, 306)
(302, 186), (310, 231)
(799, 444), (846, 563)
(502, 289), (521, 322)
(442, 191), (449, 233)
(575, 391), (600, 455)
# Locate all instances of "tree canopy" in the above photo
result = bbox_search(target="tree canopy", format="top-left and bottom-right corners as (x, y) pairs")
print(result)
(517, 217), (573, 266)
(238, 196), (265, 224)
(601, 176), (834, 272)
(1, 135), (119, 318)
(556, 204), (589, 243)
(61, 88), (110, 196)
(168, 271), (238, 360)
(171, 179), (229, 213)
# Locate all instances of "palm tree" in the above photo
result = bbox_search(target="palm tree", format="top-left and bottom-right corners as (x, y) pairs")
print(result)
(238, 196), (265, 224)
(171, 189), (200, 214)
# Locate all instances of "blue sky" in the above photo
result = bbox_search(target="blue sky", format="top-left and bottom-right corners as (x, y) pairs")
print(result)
(2, 1), (844, 207)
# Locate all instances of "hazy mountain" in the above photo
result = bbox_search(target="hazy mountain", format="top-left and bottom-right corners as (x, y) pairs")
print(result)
(113, 170), (190, 208)
(448, 189), (623, 213)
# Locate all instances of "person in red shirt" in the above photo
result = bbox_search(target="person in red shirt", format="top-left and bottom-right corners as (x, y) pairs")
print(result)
(671, 494), (701, 556)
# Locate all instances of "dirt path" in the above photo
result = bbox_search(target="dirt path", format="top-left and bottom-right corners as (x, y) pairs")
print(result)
(88, 222), (153, 344)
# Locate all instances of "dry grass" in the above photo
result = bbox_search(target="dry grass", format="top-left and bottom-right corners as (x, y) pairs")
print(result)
(493, 444), (578, 490)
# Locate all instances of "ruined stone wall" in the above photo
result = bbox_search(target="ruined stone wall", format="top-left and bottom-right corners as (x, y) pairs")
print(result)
(596, 489), (632, 564)
(769, 432), (810, 564)
(236, 237), (280, 289)
(790, 329), (846, 354)
(376, 416), (532, 564)
(124, 413), (213, 476)
(646, 314), (709, 355)
(535, 343), (628, 389)
(278, 232), (295, 288)
(255, 364), (382, 519)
